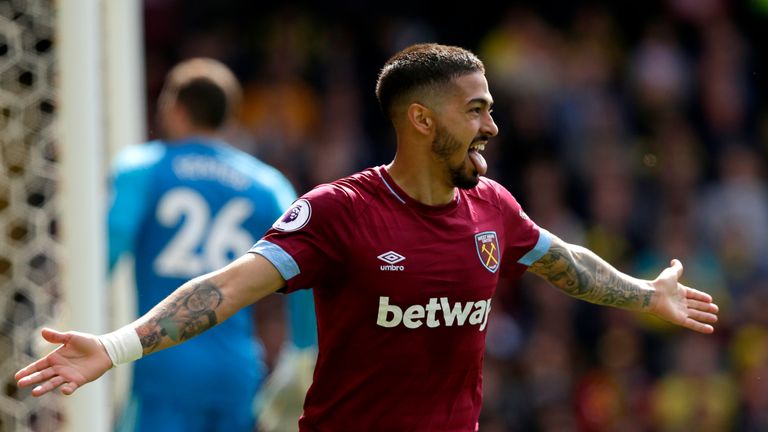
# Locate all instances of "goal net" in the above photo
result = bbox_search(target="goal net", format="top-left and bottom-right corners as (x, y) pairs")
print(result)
(0, 0), (63, 431)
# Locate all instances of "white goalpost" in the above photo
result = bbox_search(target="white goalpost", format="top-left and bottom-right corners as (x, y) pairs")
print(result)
(59, 1), (146, 431)
(58, 0), (111, 430)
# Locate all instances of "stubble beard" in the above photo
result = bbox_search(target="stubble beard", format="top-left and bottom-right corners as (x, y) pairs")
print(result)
(432, 124), (480, 190)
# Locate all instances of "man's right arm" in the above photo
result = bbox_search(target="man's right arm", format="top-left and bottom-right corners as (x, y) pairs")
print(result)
(16, 252), (285, 396)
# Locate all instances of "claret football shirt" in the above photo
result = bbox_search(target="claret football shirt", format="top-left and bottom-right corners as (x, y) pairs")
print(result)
(250, 165), (552, 431)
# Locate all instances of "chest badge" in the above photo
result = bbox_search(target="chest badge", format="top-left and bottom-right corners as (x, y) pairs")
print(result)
(475, 231), (500, 273)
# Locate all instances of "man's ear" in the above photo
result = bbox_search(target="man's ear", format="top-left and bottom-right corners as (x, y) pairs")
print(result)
(407, 103), (434, 136)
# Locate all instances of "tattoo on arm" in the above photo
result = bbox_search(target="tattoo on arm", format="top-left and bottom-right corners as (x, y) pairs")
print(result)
(136, 279), (224, 354)
(529, 241), (653, 311)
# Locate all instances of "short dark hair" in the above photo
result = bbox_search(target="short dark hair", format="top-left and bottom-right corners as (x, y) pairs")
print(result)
(375, 43), (485, 119)
(159, 58), (242, 130)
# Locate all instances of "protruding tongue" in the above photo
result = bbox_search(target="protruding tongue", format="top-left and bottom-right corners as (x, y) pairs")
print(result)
(468, 150), (487, 176)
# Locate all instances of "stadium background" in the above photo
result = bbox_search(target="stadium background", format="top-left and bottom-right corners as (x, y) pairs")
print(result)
(4, 0), (768, 430)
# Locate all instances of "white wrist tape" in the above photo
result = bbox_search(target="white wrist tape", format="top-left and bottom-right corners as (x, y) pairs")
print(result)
(97, 326), (143, 366)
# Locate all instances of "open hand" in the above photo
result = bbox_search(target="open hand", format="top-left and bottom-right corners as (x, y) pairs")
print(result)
(15, 328), (113, 397)
(650, 259), (719, 333)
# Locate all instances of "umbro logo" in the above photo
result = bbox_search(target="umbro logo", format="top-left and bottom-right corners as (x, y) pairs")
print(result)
(377, 251), (405, 271)
(378, 251), (405, 264)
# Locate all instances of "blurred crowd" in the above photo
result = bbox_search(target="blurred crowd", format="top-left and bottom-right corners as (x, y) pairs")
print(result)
(142, 0), (768, 430)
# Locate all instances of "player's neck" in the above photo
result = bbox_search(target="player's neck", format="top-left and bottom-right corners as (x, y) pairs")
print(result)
(167, 129), (221, 143)
(386, 157), (456, 206)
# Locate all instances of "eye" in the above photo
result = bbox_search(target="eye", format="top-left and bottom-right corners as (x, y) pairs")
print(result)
(469, 106), (493, 115)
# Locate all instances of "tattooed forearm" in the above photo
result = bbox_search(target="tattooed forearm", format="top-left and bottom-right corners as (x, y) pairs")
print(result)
(528, 240), (653, 311)
(136, 279), (224, 354)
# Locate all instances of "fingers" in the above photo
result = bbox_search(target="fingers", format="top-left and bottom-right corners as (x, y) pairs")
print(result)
(17, 367), (57, 388)
(15, 328), (87, 397)
(683, 317), (714, 334)
(31, 375), (67, 397)
(41, 328), (70, 345)
(61, 382), (79, 395)
(684, 289), (719, 331)
(16, 328), (79, 397)
(687, 297), (719, 314)
(684, 286), (719, 315)
(15, 355), (53, 382)
(685, 287), (714, 304)
(15, 328), (68, 382)
(19, 364), (83, 397)
(683, 291), (718, 334)
(17, 362), (81, 397)
(30, 376), (79, 397)
(687, 308), (718, 325)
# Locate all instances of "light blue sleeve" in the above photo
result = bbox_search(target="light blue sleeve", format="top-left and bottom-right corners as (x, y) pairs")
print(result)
(517, 228), (553, 266)
(107, 144), (164, 273)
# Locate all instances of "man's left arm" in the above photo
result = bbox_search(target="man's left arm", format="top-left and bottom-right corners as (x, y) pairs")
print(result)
(526, 233), (719, 334)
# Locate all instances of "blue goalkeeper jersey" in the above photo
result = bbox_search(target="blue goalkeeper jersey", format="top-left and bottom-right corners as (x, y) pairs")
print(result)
(108, 137), (316, 402)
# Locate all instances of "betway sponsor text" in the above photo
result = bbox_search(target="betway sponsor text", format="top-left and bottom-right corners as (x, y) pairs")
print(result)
(376, 296), (492, 331)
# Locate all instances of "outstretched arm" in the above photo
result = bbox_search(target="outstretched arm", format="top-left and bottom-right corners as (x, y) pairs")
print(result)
(135, 253), (283, 355)
(16, 252), (284, 396)
(526, 234), (719, 333)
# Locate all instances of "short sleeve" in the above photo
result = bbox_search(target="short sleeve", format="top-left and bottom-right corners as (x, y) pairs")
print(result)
(495, 183), (552, 278)
(249, 184), (349, 293)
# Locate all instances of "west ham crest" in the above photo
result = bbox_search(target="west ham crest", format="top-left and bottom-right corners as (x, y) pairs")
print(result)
(475, 231), (500, 273)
